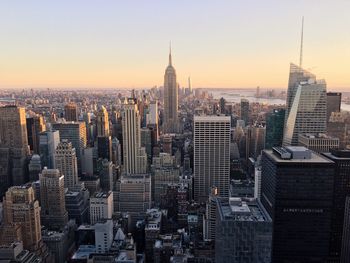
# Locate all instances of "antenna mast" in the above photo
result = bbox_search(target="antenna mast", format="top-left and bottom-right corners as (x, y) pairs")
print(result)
(299, 16), (304, 68)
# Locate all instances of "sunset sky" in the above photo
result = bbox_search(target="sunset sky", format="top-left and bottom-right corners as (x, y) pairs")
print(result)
(0, 0), (349, 90)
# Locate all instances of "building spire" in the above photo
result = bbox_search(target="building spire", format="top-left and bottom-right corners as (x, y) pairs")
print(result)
(169, 42), (172, 66)
(299, 16), (304, 68)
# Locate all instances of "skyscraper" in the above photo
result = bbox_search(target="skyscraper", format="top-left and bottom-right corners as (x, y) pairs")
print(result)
(96, 158), (113, 192)
(265, 108), (285, 149)
(52, 121), (87, 170)
(248, 124), (266, 159)
(322, 150), (350, 260)
(261, 146), (334, 262)
(152, 153), (180, 205)
(0, 106), (29, 188)
(219, 97), (226, 115)
(146, 100), (158, 126)
(97, 135), (112, 161)
(194, 116), (231, 202)
(26, 114), (46, 154)
(39, 168), (68, 229)
(2, 185), (42, 251)
(283, 77), (327, 146)
(96, 106), (110, 137)
(39, 129), (60, 169)
(122, 98), (147, 174)
(285, 63), (315, 123)
(163, 47), (179, 133)
(28, 154), (42, 182)
(64, 102), (78, 122)
(0, 106), (28, 149)
(240, 99), (249, 126)
(326, 92), (342, 122)
(54, 140), (79, 189)
(341, 196), (350, 262)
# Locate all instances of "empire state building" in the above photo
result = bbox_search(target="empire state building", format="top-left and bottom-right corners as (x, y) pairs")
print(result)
(163, 48), (179, 133)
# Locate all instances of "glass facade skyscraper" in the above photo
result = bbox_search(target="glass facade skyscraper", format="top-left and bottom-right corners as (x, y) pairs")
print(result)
(265, 108), (285, 149)
(283, 78), (327, 146)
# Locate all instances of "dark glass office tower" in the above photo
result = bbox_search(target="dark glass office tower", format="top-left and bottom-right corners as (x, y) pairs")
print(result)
(326, 92), (342, 122)
(322, 150), (350, 260)
(240, 98), (250, 126)
(261, 146), (335, 262)
(265, 108), (285, 149)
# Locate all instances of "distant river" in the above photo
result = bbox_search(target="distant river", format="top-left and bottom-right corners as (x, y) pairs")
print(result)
(209, 89), (350, 112)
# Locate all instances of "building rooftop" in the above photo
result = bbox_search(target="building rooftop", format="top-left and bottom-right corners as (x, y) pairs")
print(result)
(299, 133), (338, 140)
(217, 197), (271, 222)
(269, 147), (333, 163)
(194, 115), (231, 122)
(71, 245), (96, 260)
(92, 191), (111, 199)
(322, 149), (350, 160)
(77, 224), (95, 231)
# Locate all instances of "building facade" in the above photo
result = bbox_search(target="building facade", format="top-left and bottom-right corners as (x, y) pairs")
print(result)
(89, 191), (113, 224)
(215, 197), (272, 263)
(194, 116), (231, 202)
(261, 146), (334, 262)
(283, 65), (327, 146)
(2, 185), (42, 251)
(55, 140), (79, 189)
(39, 168), (68, 229)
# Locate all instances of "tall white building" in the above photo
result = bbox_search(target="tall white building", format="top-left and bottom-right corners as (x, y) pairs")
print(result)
(95, 219), (113, 253)
(194, 116), (231, 202)
(54, 140), (79, 189)
(122, 98), (147, 174)
(163, 48), (179, 133)
(254, 167), (262, 200)
(89, 191), (113, 224)
(283, 77), (327, 146)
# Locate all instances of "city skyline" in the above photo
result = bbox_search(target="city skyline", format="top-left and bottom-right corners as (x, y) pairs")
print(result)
(1, 1), (350, 90)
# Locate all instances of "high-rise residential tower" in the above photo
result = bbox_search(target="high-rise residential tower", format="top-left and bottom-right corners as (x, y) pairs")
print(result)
(39, 168), (68, 229)
(194, 116), (231, 202)
(163, 47), (179, 133)
(54, 140), (79, 189)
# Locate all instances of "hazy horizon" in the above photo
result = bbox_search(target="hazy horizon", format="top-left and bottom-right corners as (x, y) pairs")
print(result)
(1, 1), (349, 90)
